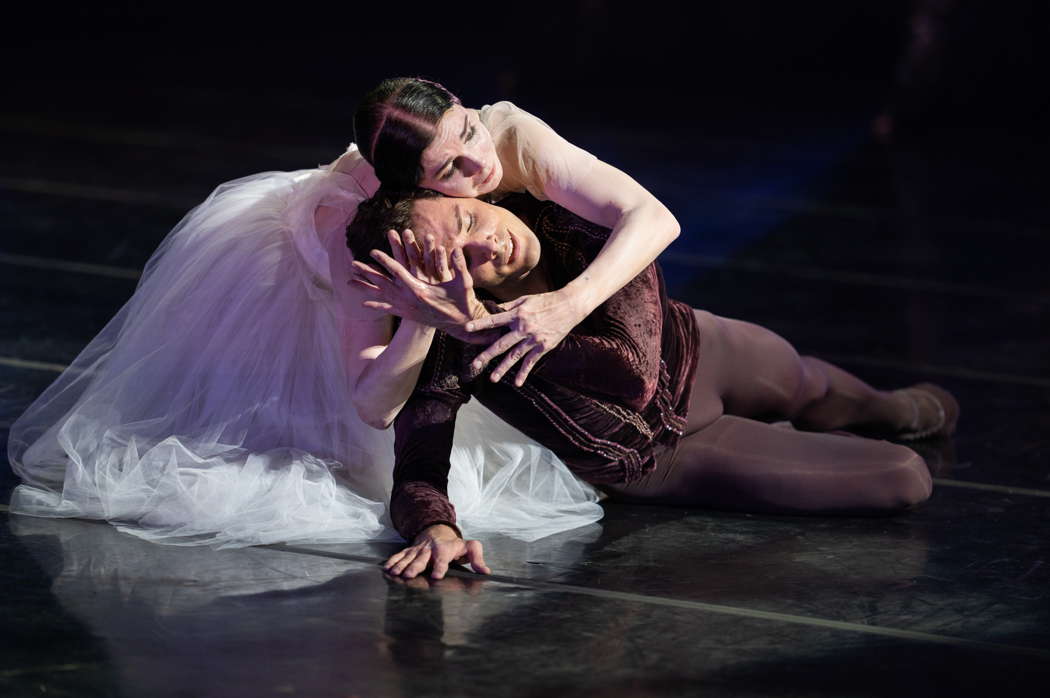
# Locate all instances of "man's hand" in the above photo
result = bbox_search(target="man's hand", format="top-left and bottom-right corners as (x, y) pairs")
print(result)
(383, 523), (492, 580)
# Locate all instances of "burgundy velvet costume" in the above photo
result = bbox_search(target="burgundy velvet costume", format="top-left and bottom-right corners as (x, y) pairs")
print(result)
(391, 195), (700, 540)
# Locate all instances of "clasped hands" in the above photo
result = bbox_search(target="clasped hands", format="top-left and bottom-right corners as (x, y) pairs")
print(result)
(352, 228), (587, 387)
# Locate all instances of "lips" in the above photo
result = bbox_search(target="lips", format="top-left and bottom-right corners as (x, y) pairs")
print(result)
(479, 164), (496, 189)
(506, 230), (517, 266)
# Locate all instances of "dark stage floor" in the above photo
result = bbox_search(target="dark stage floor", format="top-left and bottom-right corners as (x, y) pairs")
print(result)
(1, 84), (1048, 697)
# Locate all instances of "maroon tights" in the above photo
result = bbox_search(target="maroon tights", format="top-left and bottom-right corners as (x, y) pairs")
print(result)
(604, 311), (932, 514)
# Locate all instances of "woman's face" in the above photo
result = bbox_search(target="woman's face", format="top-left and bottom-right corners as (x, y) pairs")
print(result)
(418, 105), (503, 197)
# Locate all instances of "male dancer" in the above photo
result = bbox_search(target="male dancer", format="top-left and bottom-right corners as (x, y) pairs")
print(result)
(348, 192), (955, 580)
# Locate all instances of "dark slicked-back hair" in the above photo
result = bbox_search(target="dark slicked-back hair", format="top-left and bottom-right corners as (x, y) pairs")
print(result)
(353, 77), (460, 190)
(346, 187), (442, 263)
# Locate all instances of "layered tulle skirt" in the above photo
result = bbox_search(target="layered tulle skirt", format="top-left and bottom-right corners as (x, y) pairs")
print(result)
(7, 147), (602, 547)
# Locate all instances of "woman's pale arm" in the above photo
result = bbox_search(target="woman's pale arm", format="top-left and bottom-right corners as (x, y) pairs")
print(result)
(345, 233), (496, 429)
(468, 112), (680, 384)
(345, 304), (436, 431)
(548, 160), (681, 316)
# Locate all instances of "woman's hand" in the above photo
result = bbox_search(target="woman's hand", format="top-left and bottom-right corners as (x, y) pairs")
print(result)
(351, 229), (497, 344)
(465, 288), (588, 386)
(383, 524), (492, 580)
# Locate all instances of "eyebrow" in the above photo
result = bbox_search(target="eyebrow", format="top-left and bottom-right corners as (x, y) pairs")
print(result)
(437, 115), (471, 178)
(454, 203), (463, 235)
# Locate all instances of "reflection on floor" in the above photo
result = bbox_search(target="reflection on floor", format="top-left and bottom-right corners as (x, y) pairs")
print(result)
(1, 84), (1047, 697)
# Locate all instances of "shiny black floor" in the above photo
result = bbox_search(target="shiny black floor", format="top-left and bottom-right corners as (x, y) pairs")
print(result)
(2, 85), (1048, 697)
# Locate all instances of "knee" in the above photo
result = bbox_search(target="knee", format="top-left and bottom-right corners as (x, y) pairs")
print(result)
(881, 446), (933, 510)
(794, 357), (829, 407)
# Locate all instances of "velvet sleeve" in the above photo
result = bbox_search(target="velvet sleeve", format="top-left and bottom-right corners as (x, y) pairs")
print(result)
(531, 264), (665, 412)
(390, 344), (470, 541)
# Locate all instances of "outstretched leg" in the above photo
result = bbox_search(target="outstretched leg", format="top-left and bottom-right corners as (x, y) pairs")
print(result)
(607, 415), (932, 514)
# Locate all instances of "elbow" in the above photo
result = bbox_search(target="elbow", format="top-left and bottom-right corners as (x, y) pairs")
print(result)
(368, 416), (395, 431)
(633, 199), (679, 244)
(661, 206), (681, 243)
(618, 370), (659, 412)
(353, 396), (397, 431)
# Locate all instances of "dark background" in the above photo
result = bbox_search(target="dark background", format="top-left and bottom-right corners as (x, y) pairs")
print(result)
(3, 0), (1045, 132)
(3, 6), (1050, 696)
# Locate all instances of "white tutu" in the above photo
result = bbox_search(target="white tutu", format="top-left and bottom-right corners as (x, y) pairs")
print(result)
(7, 146), (602, 547)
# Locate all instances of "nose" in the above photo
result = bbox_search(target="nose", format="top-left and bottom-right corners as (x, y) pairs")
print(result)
(456, 153), (484, 178)
(464, 230), (503, 263)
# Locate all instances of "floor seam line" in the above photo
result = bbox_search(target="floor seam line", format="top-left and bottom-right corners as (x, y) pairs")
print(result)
(0, 356), (73, 373)
(931, 478), (1050, 498)
(3, 511), (1046, 658)
(0, 663), (100, 678)
(0, 251), (142, 280)
(267, 542), (1050, 659)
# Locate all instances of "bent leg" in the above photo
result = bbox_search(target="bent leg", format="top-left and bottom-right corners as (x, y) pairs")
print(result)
(687, 310), (913, 434)
(608, 415), (931, 514)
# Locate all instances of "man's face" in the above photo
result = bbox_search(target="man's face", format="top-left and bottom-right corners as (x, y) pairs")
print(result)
(410, 197), (542, 292)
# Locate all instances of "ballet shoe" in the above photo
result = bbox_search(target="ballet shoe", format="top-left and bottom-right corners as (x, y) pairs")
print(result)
(893, 383), (960, 442)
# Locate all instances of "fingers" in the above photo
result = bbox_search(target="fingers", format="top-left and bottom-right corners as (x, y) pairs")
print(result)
(402, 547), (432, 579)
(350, 278), (381, 293)
(513, 345), (547, 387)
(464, 540), (491, 575)
(449, 247), (474, 286)
(430, 549), (454, 580)
(383, 541), (490, 581)
(490, 339), (535, 383)
(465, 309), (516, 333)
(472, 331), (527, 373)
(385, 544), (429, 579)
(361, 300), (395, 312)
(405, 550), (433, 579)
(402, 229), (426, 279)
(351, 261), (396, 298)
(433, 244), (452, 283)
(422, 234), (439, 281)
(370, 249), (421, 288)
(386, 229), (409, 269)
(383, 548), (410, 572)
(351, 260), (390, 285)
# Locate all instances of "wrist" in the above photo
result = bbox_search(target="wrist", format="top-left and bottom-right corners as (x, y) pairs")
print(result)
(417, 522), (462, 541)
(400, 318), (438, 337)
(561, 279), (598, 320)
